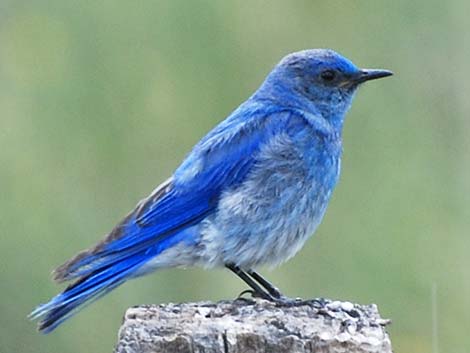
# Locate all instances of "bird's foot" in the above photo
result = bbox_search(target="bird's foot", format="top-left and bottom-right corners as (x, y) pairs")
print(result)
(236, 288), (276, 302)
(235, 290), (257, 304)
(271, 296), (328, 308)
(236, 289), (327, 309)
(237, 289), (255, 299)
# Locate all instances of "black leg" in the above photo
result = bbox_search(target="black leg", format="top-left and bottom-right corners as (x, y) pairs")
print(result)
(226, 264), (313, 306)
(247, 270), (284, 299)
(226, 264), (273, 301)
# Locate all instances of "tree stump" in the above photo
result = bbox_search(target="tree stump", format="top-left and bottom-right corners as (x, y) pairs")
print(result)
(114, 298), (392, 353)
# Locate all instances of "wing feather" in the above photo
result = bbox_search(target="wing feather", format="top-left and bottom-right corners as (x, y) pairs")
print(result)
(54, 103), (291, 282)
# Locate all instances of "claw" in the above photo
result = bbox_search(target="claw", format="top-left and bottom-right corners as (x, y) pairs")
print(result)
(237, 289), (255, 299)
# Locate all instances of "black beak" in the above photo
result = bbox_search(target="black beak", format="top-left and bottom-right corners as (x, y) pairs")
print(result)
(353, 69), (393, 84)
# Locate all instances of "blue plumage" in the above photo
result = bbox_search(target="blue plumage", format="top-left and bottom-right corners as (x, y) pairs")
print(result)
(30, 49), (392, 333)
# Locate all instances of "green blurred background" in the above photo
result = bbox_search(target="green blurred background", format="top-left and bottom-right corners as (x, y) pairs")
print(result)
(1, 1), (469, 352)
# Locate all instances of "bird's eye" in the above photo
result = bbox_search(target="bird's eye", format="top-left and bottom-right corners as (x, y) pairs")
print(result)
(320, 70), (336, 82)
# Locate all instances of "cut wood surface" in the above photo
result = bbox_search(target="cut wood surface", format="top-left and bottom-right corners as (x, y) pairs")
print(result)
(115, 298), (392, 353)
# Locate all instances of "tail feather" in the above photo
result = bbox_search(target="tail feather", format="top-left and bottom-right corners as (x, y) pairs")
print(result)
(30, 253), (149, 333)
(30, 179), (199, 333)
(51, 212), (139, 283)
(52, 214), (168, 283)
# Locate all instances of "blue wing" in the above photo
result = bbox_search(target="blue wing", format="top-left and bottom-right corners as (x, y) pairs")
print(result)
(53, 101), (291, 281)
(31, 102), (306, 332)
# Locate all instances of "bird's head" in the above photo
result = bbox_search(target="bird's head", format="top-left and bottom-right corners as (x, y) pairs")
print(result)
(255, 49), (392, 128)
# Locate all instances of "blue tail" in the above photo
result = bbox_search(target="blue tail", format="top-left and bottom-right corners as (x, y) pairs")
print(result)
(29, 206), (198, 333)
(29, 252), (151, 333)
(30, 174), (213, 332)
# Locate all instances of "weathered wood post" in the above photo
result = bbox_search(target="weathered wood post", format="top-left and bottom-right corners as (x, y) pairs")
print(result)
(115, 298), (392, 353)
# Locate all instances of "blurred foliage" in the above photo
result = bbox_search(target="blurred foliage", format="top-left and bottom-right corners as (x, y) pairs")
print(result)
(1, 1), (469, 352)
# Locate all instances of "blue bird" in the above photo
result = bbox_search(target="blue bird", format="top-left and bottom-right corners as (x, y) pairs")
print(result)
(30, 49), (392, 333)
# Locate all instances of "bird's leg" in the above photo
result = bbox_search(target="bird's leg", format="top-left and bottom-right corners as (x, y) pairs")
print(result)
(225, 264), (273, 301)
(247, 269), (284, 299)
(247, 270), (324, 307)
(226, 264), (317, 306)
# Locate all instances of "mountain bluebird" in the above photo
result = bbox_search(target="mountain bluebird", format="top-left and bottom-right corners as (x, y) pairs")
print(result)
(30, 49), (392, 333)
